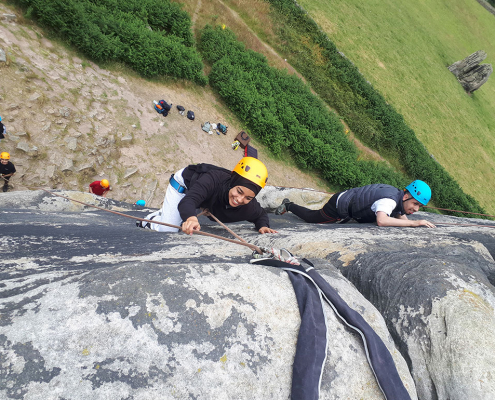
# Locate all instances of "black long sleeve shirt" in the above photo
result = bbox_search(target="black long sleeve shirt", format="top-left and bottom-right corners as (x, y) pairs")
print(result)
(178, 164), (270, 230)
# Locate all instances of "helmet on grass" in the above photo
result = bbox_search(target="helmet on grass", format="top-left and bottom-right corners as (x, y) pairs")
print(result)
(100, 179), (110, 188)
(405, 180), (431, 205)
(0, 152), (10, 160)
(232, 157), (268, 189)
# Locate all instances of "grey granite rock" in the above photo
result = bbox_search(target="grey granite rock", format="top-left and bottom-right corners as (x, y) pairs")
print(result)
(2, 189), (495, 399)
(0, 190), (420, 400)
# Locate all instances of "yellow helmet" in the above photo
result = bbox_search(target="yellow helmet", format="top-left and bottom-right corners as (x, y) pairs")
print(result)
(0, 152), (10, 160)
(232, 157), (268, 188)
(100, 179), (110, 188)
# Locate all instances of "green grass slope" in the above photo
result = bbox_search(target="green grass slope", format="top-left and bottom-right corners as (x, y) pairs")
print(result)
(296, 0), (495, 213)
(9, 0), (491, 215)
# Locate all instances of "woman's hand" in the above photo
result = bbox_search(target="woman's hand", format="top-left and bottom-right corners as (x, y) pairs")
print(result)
(182, 216), (201, 235)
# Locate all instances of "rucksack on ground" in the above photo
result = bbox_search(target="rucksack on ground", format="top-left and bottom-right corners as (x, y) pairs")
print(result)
(159, 100), (172, 112)
(176, 105), (185, 115)
(153, 100), (163, 114)
(234, 130), (251, 148)
(201, 121), (211, 133)
(217, 123), (228, 134)
(187, 110), (195, 121)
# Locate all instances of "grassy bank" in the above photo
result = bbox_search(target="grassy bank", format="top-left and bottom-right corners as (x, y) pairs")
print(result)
(295, 0), (495, 213)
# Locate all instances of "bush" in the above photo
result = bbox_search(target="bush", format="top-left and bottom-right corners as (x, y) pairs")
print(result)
(11, 0), (207, 84)
(266, 0), (485, 216)
(200, 25), (405, 190)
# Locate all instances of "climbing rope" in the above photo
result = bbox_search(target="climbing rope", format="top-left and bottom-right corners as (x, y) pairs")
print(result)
(37, 188), (264, 254)
(273, 185), (333, 195)
(431, 222), (495, 229)
(422, 206), (495, 219)
(201, 209), (250, 244)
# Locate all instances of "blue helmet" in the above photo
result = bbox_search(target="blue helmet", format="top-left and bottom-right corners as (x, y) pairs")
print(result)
(0, 116), (2, 121)
(136, 199), (146, 207)
(405, 180), (431, 205)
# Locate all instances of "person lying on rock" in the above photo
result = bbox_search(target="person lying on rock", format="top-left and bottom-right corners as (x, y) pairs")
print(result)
(275, 180), (436, 228)
(138, 157), (278, 235)
(89, 179), (111, 197)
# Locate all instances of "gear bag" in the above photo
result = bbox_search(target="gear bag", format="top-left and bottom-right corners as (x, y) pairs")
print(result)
(187, 110), (195, 121)
(234, 130), (251, 149)
(217, 123), (228, 134)
(159, 100), (172, 112)
(201, 122), (212, 133)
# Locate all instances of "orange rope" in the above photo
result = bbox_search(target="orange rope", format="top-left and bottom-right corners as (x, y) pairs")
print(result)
(422, 206), (495, 219)
(37, 188), (263, 254)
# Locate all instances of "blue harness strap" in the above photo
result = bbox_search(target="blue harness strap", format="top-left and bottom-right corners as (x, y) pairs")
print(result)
(169, 174), (187, 194)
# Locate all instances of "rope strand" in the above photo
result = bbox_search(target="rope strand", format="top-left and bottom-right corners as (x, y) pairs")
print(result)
(36, 188), (263, 254)
(202, 209), (250, 244)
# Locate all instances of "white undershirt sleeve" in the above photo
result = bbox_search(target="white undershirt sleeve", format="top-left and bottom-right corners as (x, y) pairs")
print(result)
(371, 198), (398, 216)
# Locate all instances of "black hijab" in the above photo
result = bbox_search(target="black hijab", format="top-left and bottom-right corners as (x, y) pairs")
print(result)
(229, 171), (262, 196)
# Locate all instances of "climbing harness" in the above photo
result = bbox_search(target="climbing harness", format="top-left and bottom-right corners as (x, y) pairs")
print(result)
(169, 174), (187, 194)
(37, 188), (263, 254)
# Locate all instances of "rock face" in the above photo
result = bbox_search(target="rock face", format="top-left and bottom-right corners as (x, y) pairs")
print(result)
(2, 189), (495, 399)
(448, 50), (493, 93)
(337, 237), (495, 400)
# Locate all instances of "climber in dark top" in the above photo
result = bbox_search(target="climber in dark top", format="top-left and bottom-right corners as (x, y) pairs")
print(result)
(138, 157), (277, 234)
(275, 180), (436, 228)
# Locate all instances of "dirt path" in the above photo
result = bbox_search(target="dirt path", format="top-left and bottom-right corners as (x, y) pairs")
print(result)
(191, 0), (202, 26)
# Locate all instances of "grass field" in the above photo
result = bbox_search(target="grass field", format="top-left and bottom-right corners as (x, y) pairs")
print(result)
(294, 0), (495, 213)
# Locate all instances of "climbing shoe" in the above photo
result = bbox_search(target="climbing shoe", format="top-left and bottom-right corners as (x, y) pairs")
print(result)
(136, 219), (152, 229)
(2, 184), (8, 193)
(136, 214), (157, 229)
(275, 198), (291, 215)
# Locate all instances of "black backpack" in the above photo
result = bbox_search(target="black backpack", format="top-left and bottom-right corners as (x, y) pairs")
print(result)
(159, 100), (172, 112)
(187, 110), (195, 121)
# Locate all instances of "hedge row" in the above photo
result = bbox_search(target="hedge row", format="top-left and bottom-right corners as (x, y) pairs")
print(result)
(11, 0), (207, 84)
(266, 0), (484, 216)
(200, 25), (407, 190)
